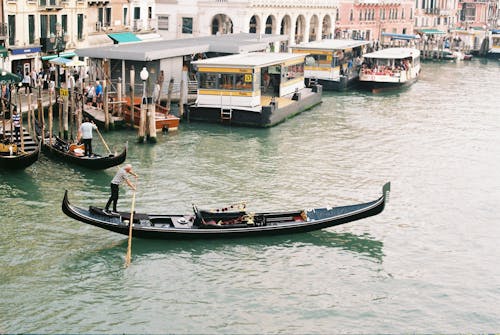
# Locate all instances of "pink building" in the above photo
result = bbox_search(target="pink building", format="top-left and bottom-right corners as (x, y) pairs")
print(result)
(335, 0), (415, 43)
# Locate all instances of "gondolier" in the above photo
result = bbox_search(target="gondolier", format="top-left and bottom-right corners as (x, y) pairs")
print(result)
(77, 117), (97, 157)
(104, 164), (138, 214)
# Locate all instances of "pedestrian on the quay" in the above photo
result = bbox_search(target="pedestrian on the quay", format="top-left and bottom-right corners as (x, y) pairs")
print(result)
(104, 164), (138, 214)
(22, 72), (31, 95)
(86, 83), (95, 106)
(77, 117), (97, 157)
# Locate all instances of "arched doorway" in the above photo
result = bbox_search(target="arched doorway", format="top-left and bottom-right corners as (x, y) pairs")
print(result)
(249, 15), (260, 34)
(322, 15), (332, 39)
(309, 15), (319, 41)
(212, 14), (233, 35)
(265, 15), (276, 34)
(295, 15), (306, 44)
(280, 15), (291, 36)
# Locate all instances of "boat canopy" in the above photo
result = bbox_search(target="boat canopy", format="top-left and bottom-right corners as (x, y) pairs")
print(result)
(381, 32), (420, 40)
(192, 52), (305, 69)
(291, 39), (370, 51)
(417, 29), (446, 35)
(363, 48), (420, 59)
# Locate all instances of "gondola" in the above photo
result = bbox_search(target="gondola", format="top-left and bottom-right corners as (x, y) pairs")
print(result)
(0, 140), (40, 169)
(34, 120), (126, 170)
(40, 137), (126, 169)
(62, 182), (390, 240)
(0, 130), (41, 170)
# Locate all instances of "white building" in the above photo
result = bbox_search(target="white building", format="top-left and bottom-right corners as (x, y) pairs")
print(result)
(155, 0), (338, 48)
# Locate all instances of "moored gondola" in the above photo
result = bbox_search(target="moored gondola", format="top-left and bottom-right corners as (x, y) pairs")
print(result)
(40, 137), (127, 169)
(62, 182), (390, 240)
(0, 129), (41, 170)
(35, 120), (126, 170)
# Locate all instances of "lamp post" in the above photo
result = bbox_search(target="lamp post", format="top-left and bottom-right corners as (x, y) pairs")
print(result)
(137, 67), (148, 142)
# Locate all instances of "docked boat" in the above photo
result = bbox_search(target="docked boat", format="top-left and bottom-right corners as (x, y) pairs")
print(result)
(0, 130), (40, 170)
(290, 39), (370, 91)
(486, 30), (500, 60)
(358, 47), (421, 92)
(122, 98), (180, 132)
(187, 52), (322, 127)
(35, 122), (126, 169)
(62, 182), (390, 240)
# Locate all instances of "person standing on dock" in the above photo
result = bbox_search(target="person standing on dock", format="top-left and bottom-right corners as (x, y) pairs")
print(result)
(95, 81), (103, 110)
(77, 117), (97, 157)
(105, 164), (138, 214)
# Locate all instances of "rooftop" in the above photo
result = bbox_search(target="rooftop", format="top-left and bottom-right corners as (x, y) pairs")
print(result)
(192, 52), (305, 68)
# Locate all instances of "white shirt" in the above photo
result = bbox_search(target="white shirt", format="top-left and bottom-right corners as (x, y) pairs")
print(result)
(79, 122), (97, 139)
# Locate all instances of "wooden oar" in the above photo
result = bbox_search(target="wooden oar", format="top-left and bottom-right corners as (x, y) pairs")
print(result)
(95, 127), (112, 155)
(124, 190), (136, 268)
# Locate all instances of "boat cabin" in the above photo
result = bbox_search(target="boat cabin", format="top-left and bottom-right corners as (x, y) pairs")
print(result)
(192, 52), (307, 112)
(489, 30), (500, 59)
(290, 39), (370, 90)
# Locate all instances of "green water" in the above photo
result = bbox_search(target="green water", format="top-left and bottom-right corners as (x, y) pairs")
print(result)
(1, 59), (500, 333)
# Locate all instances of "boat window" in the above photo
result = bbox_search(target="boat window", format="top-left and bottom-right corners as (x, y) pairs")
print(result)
(198, 73), (219, 89)
(198, 72), (253, 91)
(305, 54), (330, 68)
(282, 63), (304, 83)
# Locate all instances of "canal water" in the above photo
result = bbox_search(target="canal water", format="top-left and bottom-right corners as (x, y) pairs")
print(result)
(1, 59), (500, 333)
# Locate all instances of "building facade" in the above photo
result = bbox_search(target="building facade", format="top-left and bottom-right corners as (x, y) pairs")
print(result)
(155, 0), (337, 48)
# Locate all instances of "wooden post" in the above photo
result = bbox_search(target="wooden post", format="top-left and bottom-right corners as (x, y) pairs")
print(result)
(138, 99), (146, 143)
(158, 70), (165, 104)
(16, 92), (24, 152)
(78, 81), (83, 129)
(49, 89), (53, 145)
(63, 88), (69, 140)
(27, 93), (32, 136)
(166, 78), (174, 113)
(179, 78), (185, 117)
(147, 98), (156, 143)
(104, 85), (110, 131)
(117, 77), (122, 117)
(58, 95), (63, 139)
(70, 88), (75, 140)
(129, 66), (135, 128)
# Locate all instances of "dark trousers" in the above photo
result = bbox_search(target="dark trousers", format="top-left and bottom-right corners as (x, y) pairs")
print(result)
(82, 138), (92, 157)
(14, 126), (20, 144)
(105, 183), (119, 212)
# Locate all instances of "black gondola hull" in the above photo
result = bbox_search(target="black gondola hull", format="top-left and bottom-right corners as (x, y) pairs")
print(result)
(62, 183), (390, 240)
(0, 145), (40, 170)
(41, 143), (126, 169)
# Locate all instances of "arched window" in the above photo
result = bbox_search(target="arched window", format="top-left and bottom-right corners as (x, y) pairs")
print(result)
(350, 9), (354, 21)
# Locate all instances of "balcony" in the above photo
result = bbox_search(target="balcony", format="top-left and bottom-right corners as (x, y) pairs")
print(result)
(40, 36), (67, 54)
(425, 8), (440, 14)
(0, 23), (7, 39)
(88, 0), (110, 6)
(39, 0), (64, 10)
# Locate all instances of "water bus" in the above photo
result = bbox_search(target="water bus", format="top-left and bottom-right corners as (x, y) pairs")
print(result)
(290, 39), (370, 91)
(358, 47), (421, 92)
(187, 52), (322, 127)
(487, 30), (500, 60)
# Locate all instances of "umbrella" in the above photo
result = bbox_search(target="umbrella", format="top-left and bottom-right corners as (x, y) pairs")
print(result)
(49, 57), (85, 68)
(0, 69), (22, 85)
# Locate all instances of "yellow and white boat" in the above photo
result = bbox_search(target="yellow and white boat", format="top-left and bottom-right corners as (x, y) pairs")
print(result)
(188, 52), (322, 127)
(290, 39), (370, 91)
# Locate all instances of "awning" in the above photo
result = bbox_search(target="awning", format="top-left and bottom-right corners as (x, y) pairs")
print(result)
(49, 57), (85, 68)
(41, 51), (77, 61)
(0, 68), (21, 84)
(108, 32), (142, 44)
(417, 29), (446, 35)
(382, 32), (420, 40)
(0, 46), (7, 58)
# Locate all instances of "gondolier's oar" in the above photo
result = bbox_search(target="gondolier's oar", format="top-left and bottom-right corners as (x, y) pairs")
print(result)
(125, 190), (136, 268)
(95, 127), (112, 155)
